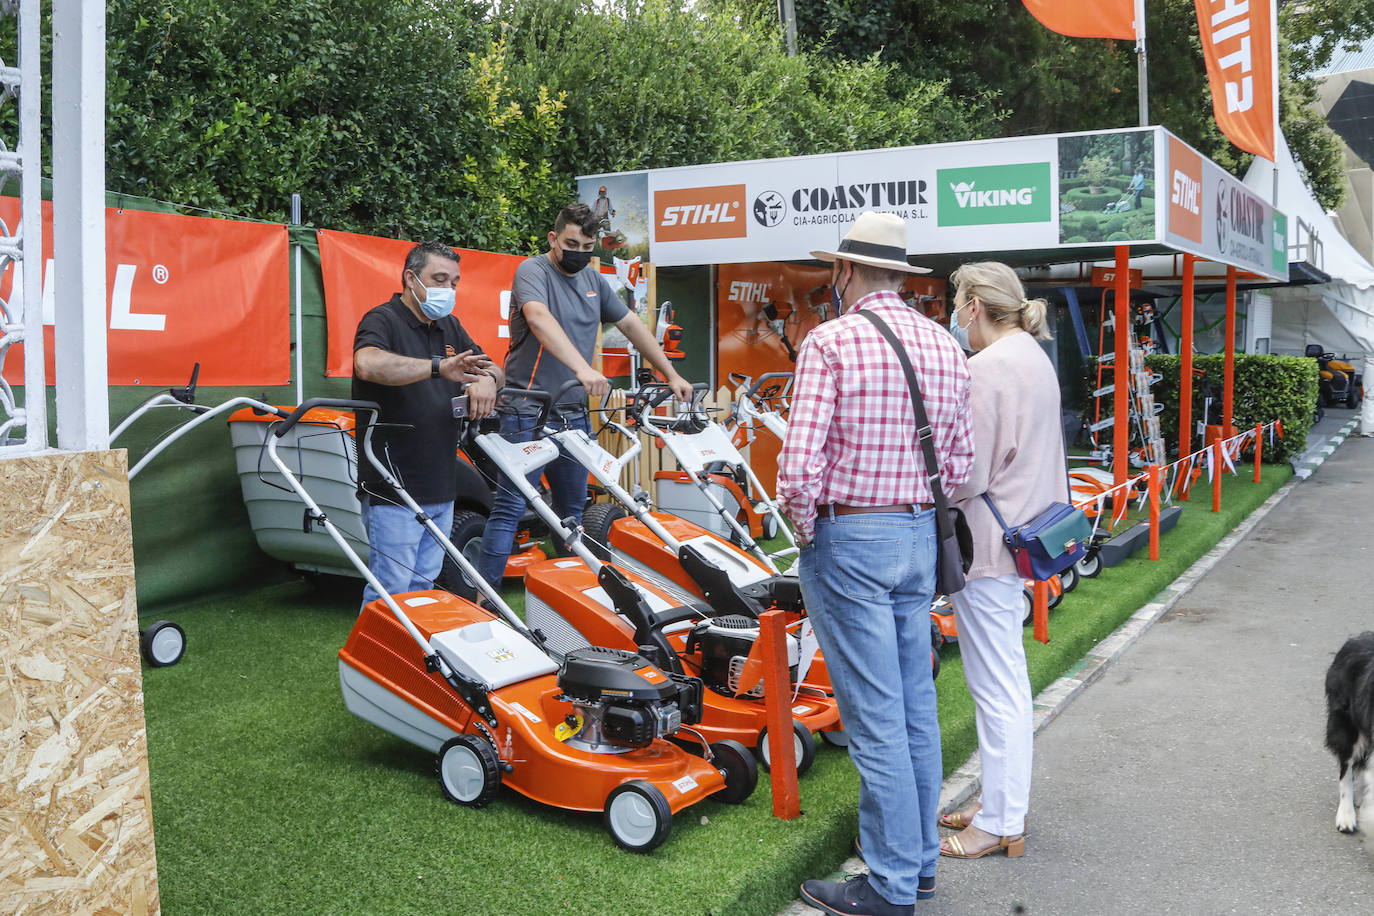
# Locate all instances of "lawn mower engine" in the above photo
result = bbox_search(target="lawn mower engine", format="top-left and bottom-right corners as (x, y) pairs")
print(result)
(556, 646), (703, 754)
(684, 615), (799, 699)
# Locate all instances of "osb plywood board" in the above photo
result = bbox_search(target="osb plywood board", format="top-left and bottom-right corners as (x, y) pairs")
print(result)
(0, 449), (159, 915)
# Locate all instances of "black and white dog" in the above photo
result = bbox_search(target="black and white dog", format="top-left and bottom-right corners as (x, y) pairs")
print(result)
(1325, 632), (1374, 833)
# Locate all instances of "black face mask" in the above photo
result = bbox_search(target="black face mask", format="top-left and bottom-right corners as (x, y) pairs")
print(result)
(557, 247), (592, 273)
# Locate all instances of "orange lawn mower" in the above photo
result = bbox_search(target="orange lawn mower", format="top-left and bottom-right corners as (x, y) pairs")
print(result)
(261, 397), (757, 852)
(572, 383), (946, 691)
(470, 383), (842, 773)
(218, 404), (548, 595)
(645, 379), (798, 556)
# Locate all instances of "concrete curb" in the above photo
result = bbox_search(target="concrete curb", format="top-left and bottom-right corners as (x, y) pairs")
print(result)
(1293, 417), (1359, 480)
(780, 427), (1356, 916)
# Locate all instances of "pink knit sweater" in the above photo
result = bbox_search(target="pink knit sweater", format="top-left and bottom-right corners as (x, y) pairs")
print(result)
(949, 331), (1069, 581)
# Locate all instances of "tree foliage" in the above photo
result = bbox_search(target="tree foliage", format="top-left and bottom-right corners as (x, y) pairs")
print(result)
(493, 0), (985, 194)
(775, 0), (1374, 211)
(103, 0), (567, 250)
(4, 0), (1367, 244)
(94, 0), (985, 249)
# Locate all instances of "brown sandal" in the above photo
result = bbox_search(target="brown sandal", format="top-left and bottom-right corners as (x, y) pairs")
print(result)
(940, 833), (1025, 859)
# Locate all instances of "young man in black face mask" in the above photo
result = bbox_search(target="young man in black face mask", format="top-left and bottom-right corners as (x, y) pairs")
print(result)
(473, 202), (692, 588)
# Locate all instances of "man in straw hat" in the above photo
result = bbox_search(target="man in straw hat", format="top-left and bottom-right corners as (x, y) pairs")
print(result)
(780, 211), (973, 914)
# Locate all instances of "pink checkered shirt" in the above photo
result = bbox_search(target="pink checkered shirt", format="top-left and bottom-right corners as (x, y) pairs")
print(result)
(777, 290), (974, 544)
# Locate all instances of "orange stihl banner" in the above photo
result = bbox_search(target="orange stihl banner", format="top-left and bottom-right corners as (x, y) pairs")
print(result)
(1021, 0), (1135, 39)
(1195, 0), (1276, 160)
(318, 229), (523, 377)
(0, 201), (290, 386)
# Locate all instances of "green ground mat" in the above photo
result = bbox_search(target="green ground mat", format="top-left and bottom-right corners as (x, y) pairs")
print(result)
(140, 462), (1290, 916)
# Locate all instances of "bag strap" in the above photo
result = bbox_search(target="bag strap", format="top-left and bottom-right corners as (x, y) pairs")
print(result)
(980, 492), (1014, 534)
(854, 309), (953, 520)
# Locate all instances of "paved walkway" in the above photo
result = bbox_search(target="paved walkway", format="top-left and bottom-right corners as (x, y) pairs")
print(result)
(787, 411), (1374, 914)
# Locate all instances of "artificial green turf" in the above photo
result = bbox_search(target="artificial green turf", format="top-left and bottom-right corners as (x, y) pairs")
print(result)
(139, 463), (1289, 916)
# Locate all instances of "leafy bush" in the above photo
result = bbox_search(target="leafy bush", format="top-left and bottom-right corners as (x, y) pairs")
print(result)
(1106, 230), (1131, 241)
(1059, 178), (1087, 191)
(1078, 214), (1100, 235)
(1077, 153), (1112, 191)
(1147, 354), (1318, 462)
(1064, 235), (1088, 243)
(1104, 215), (1125, 234)
(496, 0), (984, 187)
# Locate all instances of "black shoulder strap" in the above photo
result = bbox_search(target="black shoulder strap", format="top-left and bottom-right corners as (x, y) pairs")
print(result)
(854, 309), (952, 517)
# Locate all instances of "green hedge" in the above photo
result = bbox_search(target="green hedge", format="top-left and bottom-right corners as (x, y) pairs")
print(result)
(1064, 187), (1121, 210)
(1146, 353), (1318, 462)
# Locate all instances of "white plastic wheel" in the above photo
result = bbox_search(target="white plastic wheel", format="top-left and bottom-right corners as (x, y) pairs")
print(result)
(604, 781), (671, 852)
(140, 621), (186, 667)
(437, 735), (500, 807)
(757, 719), (816, 776)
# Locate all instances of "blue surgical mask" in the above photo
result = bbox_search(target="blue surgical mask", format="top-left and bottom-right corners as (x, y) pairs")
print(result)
(949, 303), (973, 352)
(411, 277), (456, 321)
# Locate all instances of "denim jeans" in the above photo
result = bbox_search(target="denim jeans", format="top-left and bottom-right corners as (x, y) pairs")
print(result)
(474, 410), (591, 588)
(359, 496), (453, 609)
(798, 508), (939, 906)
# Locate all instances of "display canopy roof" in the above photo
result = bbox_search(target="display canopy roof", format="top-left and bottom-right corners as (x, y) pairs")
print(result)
(578, 126), (1288, 282)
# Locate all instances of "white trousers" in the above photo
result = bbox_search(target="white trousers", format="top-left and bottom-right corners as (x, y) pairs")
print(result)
(950, 573), (1033, 836)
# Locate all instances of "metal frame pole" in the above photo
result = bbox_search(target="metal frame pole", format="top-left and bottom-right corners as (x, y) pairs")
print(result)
(1113, 245), (1130, 500)
(1178, 254), (1195, 492)
(1223, 265), (1236, 436)
(14, 0), (45, 451)
(51, 0), (108, 451)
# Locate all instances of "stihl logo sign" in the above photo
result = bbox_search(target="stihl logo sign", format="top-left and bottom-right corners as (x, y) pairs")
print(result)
(654, 185), (747, 242)
(1171, 170), (1200, 215)
(1167, 137), (1203, 244)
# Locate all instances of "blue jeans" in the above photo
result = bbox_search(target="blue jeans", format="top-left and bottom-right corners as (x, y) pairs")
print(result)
(474, 411), (591, 588)
(359, 496), (453, 608)
(798, 508), (939, 906)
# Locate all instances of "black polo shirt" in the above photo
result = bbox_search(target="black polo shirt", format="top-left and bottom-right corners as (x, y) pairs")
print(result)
(351, 294), (484, 504)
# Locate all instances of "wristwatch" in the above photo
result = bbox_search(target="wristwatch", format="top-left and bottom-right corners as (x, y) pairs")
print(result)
(431, 356), (442, 379)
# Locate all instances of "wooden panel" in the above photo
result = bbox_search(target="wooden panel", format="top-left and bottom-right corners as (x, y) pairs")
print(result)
(0, 449), (159, 915)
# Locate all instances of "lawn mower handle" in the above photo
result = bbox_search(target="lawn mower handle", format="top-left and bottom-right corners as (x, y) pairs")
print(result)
(273, 398), (381, 437)
(745, 372), (792, 400)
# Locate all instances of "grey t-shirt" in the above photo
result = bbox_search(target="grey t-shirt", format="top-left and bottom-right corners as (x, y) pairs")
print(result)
(502, 254), (629, 415)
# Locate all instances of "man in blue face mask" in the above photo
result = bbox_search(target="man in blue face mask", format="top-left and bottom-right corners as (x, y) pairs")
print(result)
(474, 202), (692, 588)
(352, 240), (504, 607)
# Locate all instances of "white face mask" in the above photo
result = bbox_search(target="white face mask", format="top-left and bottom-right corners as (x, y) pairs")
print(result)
(410, 274), (456, 320)
(949, 301), (974, 351)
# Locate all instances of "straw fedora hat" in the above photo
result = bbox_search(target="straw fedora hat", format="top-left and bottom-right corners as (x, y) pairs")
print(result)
(810, 210), (930, 274)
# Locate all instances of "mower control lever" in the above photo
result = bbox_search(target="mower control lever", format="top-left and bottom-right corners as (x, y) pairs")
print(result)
(745, 371), (793, 401)
(170, 362), (201, 405)
(274, 398), (380, 437)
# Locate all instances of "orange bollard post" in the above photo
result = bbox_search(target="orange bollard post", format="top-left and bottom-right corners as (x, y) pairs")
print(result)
(1254, 423), (1263, 483)
(759, 609), (800, 819)
(1147, 464), (1160, 561)
(1032, 580), (1049, 644)
(1212, 439), (1222, 513)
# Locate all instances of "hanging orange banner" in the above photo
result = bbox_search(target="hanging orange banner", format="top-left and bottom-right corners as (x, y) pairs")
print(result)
(0, 201), (290, 387)
(1021, 0), (1135, 39)
(1195, 0), (1276, 161)
(318, 229), (524, 377)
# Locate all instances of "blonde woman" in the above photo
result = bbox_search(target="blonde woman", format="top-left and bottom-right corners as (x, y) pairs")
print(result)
(940, 261), (1065, 860)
